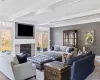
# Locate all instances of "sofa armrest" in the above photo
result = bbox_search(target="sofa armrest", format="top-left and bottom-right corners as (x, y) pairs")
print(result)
(13, 62), (36, 80)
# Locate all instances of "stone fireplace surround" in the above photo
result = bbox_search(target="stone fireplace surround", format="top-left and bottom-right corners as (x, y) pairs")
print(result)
(15, 44), (35, 56)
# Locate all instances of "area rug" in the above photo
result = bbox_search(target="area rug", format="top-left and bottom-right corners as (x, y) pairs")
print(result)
(85, 60), (100, 80)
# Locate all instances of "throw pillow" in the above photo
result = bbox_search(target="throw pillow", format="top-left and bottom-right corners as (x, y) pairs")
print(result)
(68, 47), (74, 53)
(66, 47), (70, 52)
(54, 45), (60, 51)
(78, 51), (83, 55)
(16, 53), (27, 64)
(84, 51), (92, 57)
(66, 47), (74, 53)
(51, 46), (54, 50)
(67, 55), (84, 65)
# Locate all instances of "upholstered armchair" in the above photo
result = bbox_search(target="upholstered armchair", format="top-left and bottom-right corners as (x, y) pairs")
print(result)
(12, 61), (36, 80)
(0, 54), (36, 80)
(11, 55), (36, 80)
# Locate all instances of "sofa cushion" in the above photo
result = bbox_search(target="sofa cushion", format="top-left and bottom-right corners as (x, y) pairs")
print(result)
(16, 53), (27, 64)
(60, 46), (66, 52)
(67, 55), (84, 65)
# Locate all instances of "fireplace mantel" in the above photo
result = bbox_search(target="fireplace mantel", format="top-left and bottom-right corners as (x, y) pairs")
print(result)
(15, 39), (35, 44)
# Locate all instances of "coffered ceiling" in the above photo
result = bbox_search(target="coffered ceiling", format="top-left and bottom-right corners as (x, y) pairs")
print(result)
(0, 0), (100, 27)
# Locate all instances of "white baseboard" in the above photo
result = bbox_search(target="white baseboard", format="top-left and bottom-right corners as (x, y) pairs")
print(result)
(95, 55), (100, 62)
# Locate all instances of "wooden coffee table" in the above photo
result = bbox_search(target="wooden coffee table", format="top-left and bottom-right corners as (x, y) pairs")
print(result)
(0, 72), (9, 80)
(44, 61), (70, 80)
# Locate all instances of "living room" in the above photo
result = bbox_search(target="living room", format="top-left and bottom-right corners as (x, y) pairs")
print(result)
(0, 0), (100, 80)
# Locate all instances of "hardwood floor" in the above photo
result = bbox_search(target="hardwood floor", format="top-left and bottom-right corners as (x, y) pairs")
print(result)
(0, 60), (100, 80)
(0, 72), (9, 80)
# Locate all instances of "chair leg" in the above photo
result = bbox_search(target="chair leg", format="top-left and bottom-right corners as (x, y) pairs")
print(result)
(34, 75), (36, 79)
(25, 75), (36, 80)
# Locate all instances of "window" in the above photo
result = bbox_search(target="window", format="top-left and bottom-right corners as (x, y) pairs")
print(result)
(0, 30), (12, 51)
(0, 21), (12, 52)
(36, 27), (49, 53)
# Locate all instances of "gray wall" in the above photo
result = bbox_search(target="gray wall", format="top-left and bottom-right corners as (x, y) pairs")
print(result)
(51, 22), (100, 55)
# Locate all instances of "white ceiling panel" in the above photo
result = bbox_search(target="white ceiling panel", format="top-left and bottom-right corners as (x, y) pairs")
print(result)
(18, 0), (100, 24)
(0, 0), (100, 27)
(9, 0), (63, 20)
(0, 0), (39, 16)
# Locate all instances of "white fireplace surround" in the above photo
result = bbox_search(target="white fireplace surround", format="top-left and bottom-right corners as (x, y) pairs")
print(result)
(14, 39), (35, 56)
(13, 23), (50, 55)
(15, 44), (35, 56)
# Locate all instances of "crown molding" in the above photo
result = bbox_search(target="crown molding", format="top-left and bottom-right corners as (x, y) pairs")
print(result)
(51, 17), (100, 27)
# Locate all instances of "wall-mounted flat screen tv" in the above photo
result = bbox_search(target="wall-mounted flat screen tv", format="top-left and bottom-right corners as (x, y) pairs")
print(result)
(18, 24), (33, 37)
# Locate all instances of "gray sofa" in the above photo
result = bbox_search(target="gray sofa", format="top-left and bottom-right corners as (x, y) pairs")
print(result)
(50, 45), (77, 56)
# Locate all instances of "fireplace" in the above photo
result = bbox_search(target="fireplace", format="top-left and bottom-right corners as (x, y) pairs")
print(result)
(20, 44), (31, 57)
(15, 44), (35, 56)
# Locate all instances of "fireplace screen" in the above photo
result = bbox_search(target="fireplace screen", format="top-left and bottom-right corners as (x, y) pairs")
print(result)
(20, 44), (31, 57)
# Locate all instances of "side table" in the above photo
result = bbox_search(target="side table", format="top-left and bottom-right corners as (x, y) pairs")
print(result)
(62, 53), (73, 63)
(44, 61), (70, 80)
(62, 54), (68, 62)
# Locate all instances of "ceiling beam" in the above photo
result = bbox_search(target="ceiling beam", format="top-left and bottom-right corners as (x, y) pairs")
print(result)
(42, 8), (100, 24)
(37, 8), (100, 27)
(10, 0), (62, 21)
